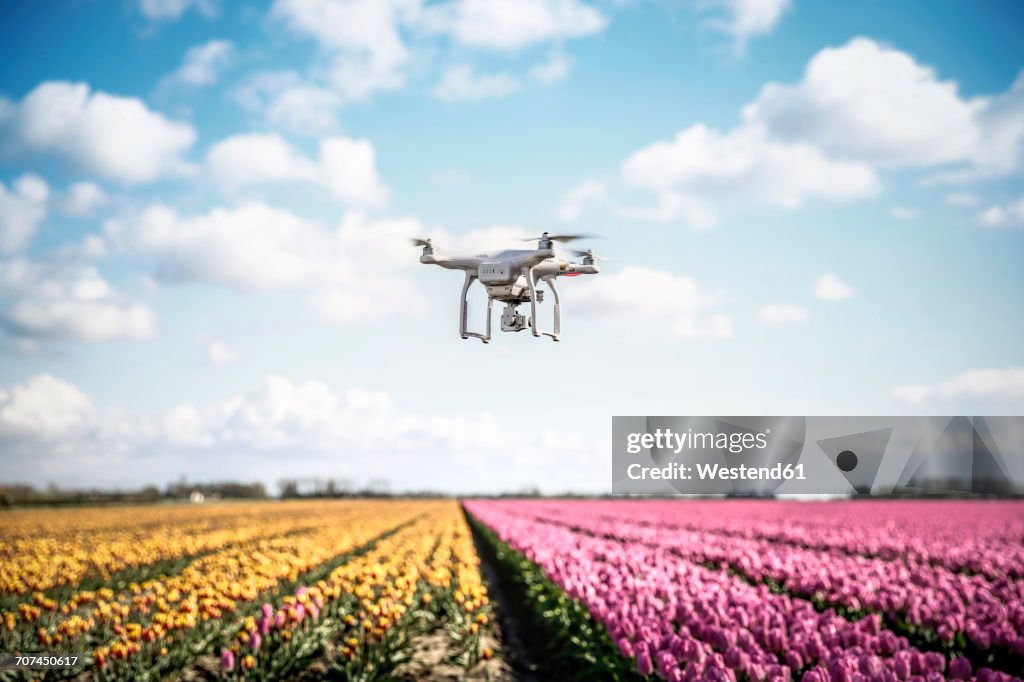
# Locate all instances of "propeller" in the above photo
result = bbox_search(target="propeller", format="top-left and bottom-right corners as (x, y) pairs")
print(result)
(521, 232), (597, 244)
(409, 238), (433, 247)
(568, 248), (612, 261)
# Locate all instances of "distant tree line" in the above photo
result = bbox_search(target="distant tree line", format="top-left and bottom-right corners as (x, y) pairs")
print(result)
(0, 479), (267, 508)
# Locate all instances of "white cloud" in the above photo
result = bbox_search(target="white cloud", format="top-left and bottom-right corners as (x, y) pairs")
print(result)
(969, 71), (1024, 176)
(2, 81), (196, 183)
(423, 0), (606, 50)
(104, 203), (425, 324)
(60, 181), (106, 217)
(168, 40), (234, 87)
(0, 257), (156, 343)
(206, 134), (318, 189)
(892, 368), (1024, 405)
(743, 38), (1024, 177)
(197, 335), (239, 365)
(611, 191), (720, 231)
(701, 0), (792, 52)
(138, 0), (217, 20)
(758, 303), (808, 324)
(433, 65), (521, 101)
(423, 224), (532, 255)
(271, 0), (418, 100)
(270, 87), (343, 135)
(268, 0), (600, 106)
(0, 174), (49, 254)
(530, 51), (570, 85)
(0, 372), (603, 492)
(105, 203), (331, 291)
(814, 273), (854, 301)
(52, 235), (107, 261)
(0, 374), (94, 441)
(571, 266), (733, 339)
(744, 38), (979, 167)
(978, 195), (1024, 228)
(621, 123), (879, 228)
(890, 206), (916, 219)
(319, 137), (390, 207)
(235, 72), (344, 136)
(889, 385), (933, 405)
(204, 133), (389, 208)
(945, 192), (978, 207)
(556, 179), (605, 222)
(579, 38), (1024, 230)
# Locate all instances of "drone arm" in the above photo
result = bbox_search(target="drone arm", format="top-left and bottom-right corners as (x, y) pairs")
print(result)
(421, 253), (482, 271)
(459, 272), (491, 343)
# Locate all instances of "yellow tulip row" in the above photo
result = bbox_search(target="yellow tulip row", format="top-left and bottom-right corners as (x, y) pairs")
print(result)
(3, 501), (431, 674)
(2, 500), (493, 679)
(223, 501), (491, 678)
(0, 501), (351, 596)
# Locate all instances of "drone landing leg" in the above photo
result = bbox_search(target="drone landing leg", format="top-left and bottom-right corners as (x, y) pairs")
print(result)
(526, 268), (560, 341)
(459, 272), (491, 343)
(547, 276), (561, 341)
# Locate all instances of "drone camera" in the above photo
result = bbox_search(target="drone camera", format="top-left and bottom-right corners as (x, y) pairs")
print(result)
(501, 304), (531, 332)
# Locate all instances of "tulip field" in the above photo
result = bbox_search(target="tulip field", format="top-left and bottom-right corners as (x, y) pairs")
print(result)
(465, 499), (1024, 682)
(0, 500), (493, 680)
(1, 499), (1022, 681)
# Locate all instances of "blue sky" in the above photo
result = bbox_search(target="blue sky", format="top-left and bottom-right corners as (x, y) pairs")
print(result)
(0, 0), (1022, 494)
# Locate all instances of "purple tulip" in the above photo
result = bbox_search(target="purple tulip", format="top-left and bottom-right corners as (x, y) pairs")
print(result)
(948, 657), (971, 680)
(656, 650), (677, 679)
(636, 648), (654, 676)
(461, 500), (1024, 682)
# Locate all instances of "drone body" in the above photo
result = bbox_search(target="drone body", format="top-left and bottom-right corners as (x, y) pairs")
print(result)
(414, 232), (602, 342)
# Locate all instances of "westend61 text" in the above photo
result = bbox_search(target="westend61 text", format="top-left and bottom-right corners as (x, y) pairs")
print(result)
(626, 462), (806, 481)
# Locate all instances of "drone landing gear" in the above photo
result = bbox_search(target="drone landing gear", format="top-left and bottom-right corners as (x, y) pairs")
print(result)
(459, 272), (491, 343)
(527, 267), (560, 342)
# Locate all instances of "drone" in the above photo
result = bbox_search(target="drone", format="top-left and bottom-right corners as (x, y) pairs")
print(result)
(411, 232), (604, 343)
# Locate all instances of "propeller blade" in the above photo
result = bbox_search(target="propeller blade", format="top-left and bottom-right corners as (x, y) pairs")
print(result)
(409, 238), (432, 247)
(521, 233), (598, 244)
(568, 249), (612, 261)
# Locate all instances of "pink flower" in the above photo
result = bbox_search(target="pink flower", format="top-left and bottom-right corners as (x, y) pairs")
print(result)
(949, 657), (971, 680)
(636, 649), (654, 677)
(220, 649), (235, 671)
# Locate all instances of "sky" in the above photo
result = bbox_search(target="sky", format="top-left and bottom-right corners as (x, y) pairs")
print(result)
(0, 0), (1022, 495)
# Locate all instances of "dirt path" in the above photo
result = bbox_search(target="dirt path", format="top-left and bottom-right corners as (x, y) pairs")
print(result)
(393, 626), (512, 681)
(394, 515), (545, 681)
(464, 525), (546, 682)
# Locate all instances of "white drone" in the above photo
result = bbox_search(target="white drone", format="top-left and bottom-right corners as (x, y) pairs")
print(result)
(412, 232), (603, 343)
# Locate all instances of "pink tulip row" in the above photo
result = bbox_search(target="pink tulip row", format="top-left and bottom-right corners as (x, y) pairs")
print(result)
(526, 500), (1024, 580)
(465, 500), (1023, 682)
(506, 501), (1024, 658)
